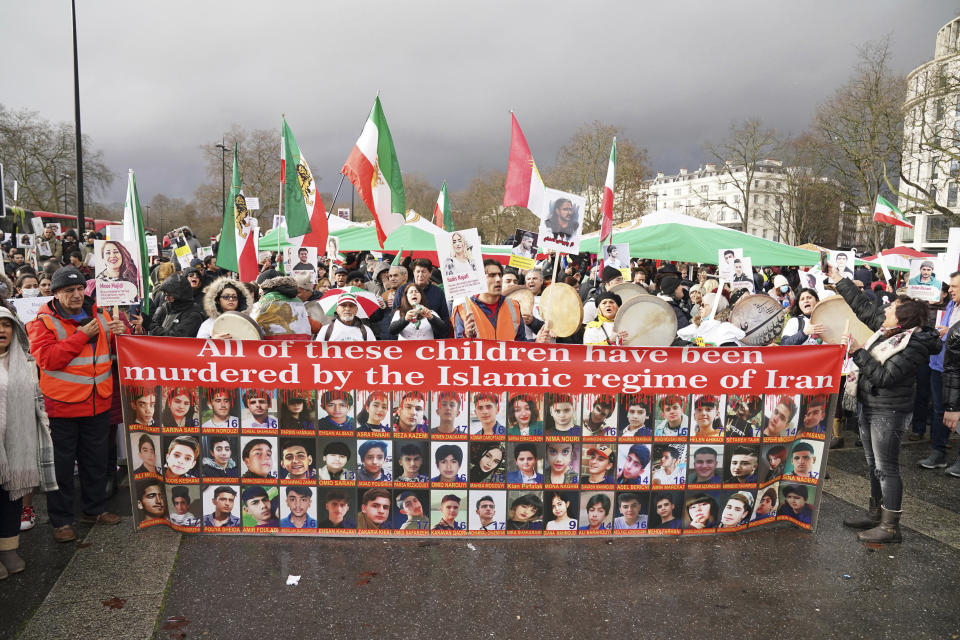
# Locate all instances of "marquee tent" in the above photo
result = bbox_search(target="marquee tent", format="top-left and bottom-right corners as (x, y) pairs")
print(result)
(579, 210), (821, 266)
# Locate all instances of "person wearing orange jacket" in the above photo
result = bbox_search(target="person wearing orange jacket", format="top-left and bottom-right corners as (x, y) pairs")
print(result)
(27, 266), (127, 543)
(454, 260), (549, 342)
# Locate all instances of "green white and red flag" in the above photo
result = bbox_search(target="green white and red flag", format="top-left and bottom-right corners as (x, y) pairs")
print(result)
(599, 137), (617, 243)
(280, 117), (325, 249)
(502, 113), (547, 218)
(433, 180), (454, 231)
(873, 194), (913, 229)
(121, 169), (151, 313)
(217, 143), (260, 282)
(342, 96), (406, 247)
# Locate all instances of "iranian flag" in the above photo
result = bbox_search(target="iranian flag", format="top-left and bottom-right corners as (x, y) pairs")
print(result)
(433, 180), (454, 231)
(599, 137), (617, 243)
(280, 117), (323, 248)
(873, 194), (913, 229)
(342, 96), (406, 247)
(121, 169), (151, 313)
(217, 143), (260, 282)
(502, 112), (547, 218)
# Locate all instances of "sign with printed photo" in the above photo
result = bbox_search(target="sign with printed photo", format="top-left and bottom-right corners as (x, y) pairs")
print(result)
(538, 189), (585, 255)
(729, 256), (754, 293)
(94, 239), (143, 306)
(906, 257), (943, 302)
(287, 246), (318, 283)
(508, 228), (538, 271)
(437, 228), (485, 299)
(830, 250), (856, 280)
(717, 248), (742, 280)
(601, 243), (630, 279)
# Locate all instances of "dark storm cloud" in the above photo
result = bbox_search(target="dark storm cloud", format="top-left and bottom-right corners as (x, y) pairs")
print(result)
(0, 1), (952, 207)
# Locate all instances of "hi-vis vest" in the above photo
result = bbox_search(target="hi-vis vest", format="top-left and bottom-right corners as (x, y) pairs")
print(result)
(454, 297), (523, 341)
(37, 309), (113, 403)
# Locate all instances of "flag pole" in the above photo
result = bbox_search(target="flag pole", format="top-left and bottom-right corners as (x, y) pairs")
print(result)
(277, 115), (285, 274)
(325, 172), (348, 221)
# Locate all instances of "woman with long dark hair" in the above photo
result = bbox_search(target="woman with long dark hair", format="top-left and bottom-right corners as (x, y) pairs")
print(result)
(469, 443), (505, 484)
(831, 268), (941, 544)
(506, 493), (543, 530)
(388, 283), (447, 339)
(505, 394), (543, 436)
(160, 388), (198, 429)
(780, 288), (822, 345)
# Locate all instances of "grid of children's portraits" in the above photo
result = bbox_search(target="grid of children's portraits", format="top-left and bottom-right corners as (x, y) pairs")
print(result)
(123, 385), (834, 537)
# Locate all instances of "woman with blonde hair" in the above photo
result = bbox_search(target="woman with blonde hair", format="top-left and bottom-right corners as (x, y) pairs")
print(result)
(443, 232), (475, 277)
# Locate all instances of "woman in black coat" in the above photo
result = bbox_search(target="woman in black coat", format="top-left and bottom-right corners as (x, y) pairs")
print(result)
(831, 272), (941, 544)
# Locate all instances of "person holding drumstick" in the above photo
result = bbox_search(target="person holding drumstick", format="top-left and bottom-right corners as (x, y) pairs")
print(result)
(829, 265), (941, 544)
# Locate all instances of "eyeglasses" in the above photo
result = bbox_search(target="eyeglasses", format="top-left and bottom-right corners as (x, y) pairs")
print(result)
(220, 295), (238, 301)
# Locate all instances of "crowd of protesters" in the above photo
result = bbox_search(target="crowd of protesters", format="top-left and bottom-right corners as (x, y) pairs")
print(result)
(0, 220), (958, 580)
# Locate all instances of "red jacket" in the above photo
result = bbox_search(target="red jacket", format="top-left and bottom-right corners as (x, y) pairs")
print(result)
(27, 299), (115, 418)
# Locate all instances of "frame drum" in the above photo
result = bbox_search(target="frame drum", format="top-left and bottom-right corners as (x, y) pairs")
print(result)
(612, 295), (678, 347)
(540, 283), (583, 338)
(210, 311), (264, 340)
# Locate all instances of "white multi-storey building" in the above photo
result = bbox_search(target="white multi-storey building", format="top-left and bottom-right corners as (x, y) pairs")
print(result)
(897, 16), (960, 252)
(643, 160), (794, 242)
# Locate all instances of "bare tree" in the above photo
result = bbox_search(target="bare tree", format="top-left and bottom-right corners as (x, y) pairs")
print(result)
(547, 121), (651, 232)
(196, 125), (287, 228)
(454, 169), (539, 243)
(811, 38), (905, 252)
(0, 104), (114, 213)
(401, 172), (439, 218)
(701, 118), (780, 232)
(779, 132), (844, 246)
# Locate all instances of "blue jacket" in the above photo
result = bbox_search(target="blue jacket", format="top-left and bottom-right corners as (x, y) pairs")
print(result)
(506, 470), (542, 484)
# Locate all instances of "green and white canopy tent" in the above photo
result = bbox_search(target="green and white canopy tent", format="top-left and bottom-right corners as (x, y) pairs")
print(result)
(262, 209), (513, 262)
(579, 210), (821, 266)
(259, 212), (362, 251)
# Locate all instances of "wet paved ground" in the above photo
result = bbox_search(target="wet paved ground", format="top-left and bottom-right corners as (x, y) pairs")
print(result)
(0, 482), (132, 640)
(4, 432), (960, 640)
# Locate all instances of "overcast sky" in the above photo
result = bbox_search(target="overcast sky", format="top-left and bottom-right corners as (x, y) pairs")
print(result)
(1, 1), (955, 210)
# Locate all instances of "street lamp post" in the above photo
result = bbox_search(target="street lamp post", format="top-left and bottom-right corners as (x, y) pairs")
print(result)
(215, 140), (228, 214)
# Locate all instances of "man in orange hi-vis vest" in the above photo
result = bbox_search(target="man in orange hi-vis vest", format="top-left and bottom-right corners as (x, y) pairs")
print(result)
(453, 259), (550, 342)
(27, 266), (127, 543)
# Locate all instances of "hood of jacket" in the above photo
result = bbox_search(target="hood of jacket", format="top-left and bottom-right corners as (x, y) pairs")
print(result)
(159, 274), (195, 303)
(202, 276), (254, 319)
(371, 261), (391, 283)
(0, 305), (30, 357)
(912, 325), (943, 357)
(0, 272), (13, 299)
(258, 275), (299, 300)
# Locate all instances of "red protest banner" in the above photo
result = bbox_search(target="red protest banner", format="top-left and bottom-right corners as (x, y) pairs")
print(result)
(116, 337), (844, 396)
(119, 337), (841, 537)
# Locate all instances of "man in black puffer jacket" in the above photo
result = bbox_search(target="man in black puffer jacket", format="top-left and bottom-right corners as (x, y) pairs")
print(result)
(939, 273), (960, 478)
(145, 274), (206, 338)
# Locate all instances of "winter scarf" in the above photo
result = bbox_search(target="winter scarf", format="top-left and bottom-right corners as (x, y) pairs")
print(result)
(843, 326), (917, 411)
(0, 307), (57, 500)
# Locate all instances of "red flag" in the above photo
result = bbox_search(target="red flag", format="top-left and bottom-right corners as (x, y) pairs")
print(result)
(502, 113), (547, 217)
(600, 138), (617, 243)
